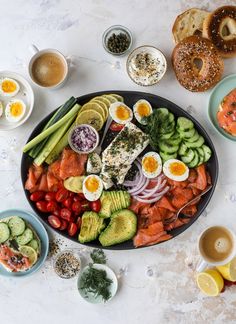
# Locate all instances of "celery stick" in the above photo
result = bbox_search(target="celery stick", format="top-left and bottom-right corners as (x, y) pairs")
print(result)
(23, 104), (80, 153)
(33, 115), (75, 166)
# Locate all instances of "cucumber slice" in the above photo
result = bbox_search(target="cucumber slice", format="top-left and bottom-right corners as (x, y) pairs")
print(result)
(185, 136), (204, 148)
(187, 152), (199, 168)
(177, 117), (194, 131)
(196, 147), (204, 157)
(8, 217), (25, 237)
(157, 108), (169, 116)
(167, 133), (181, 146)
(16, 228), (33, 246)
(181, 149), (195, 163)
(185, 130), (200, 142)
(202, 145), (212, 162)
(197, 152), (205, 166)
(28, 239), (39, 253)
(0, 223), (10, 243)
(159, 130), (175, 140)
(160, 151), (177, 162)
(159, 120), (175, 134)
(159, 140), (179, 154)
(178, 143), (188, 156)
(178, 128), (195, 139)
(168, 113), (175, 123)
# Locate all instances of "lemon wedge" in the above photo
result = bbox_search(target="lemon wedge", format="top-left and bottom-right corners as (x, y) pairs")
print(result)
(216, 257), (236, 281)
(196, 269), (224, 296)
(19, 245), (38, 266)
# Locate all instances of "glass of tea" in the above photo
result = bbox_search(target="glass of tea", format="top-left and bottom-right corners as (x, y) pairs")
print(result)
(28, 44), (69, 89)
(197, 226), (236, 272)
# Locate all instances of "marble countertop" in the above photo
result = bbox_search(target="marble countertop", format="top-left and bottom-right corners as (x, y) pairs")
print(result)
(1, 0), (236, 323)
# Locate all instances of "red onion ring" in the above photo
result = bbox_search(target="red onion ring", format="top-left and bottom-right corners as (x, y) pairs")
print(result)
(128, 177), (149, 195)
(140, 179), (167, 198)
(133, 186), (170, 203)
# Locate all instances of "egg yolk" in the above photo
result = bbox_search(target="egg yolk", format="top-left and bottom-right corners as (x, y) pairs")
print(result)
(10, 102), (23, 117)
(85, 177), (99, 192)
(143, 156), (158, 173)
(2, 80), (17, 93)
(137, 103), (150, 117)
(169, 162), (186, 176)
(115, 105), (130, 121)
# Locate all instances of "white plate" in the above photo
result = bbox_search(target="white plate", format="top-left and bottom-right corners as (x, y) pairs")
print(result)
(78, 263), (118, 303)
(0, 71), (34, 131)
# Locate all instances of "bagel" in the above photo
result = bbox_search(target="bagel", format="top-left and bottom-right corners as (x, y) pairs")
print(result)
(172, 8), (208, 44)
(203, 6), (236, 58)
(172, 35), (224, 92)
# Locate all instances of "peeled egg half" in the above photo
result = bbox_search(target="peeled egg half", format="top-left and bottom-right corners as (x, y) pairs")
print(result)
(0, 101), (3, 118)
(5, 99), (26, 123)
(163, 159), (189, 182)
(141, 152), (162, 178)
(0, 78), (20, 97)
(133, 99), (153, 124)
(83, 175), (103, 201)
(109, 102), (133, 124)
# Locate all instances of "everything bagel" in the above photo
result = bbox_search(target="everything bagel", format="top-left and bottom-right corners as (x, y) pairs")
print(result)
(172, 35), (224, 92)
(203, 6), (236, 58)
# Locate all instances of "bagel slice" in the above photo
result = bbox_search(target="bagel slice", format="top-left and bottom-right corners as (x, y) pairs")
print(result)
(172, 8), (209, 44)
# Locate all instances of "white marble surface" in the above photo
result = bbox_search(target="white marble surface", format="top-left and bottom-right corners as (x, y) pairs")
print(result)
(0, 0), (236, 323)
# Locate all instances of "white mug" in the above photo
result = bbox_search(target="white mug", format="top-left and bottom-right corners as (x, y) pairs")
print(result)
(196, 225), (236, 272)
(28, 44), (70, 90)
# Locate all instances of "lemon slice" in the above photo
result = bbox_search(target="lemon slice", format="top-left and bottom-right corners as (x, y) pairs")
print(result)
(102, 94), (117, 104)
(108, 94), (124, 102)
(196, 269), (224, 296)
(76, 110), (104, 131)
(216, 257), (236, 281)
(92, 96), (111, 108)
(90, 99), (108, 120)
(80, 103), (106, 122)
(19, 245), (38, 266)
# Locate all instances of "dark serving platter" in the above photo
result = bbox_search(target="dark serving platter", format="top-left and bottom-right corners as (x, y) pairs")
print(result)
(21, 91), (219, 250)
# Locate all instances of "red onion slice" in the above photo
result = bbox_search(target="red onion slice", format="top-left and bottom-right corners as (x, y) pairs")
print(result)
(128, 177), (149, 195)
(134, 186), (170, 203)
(140, 180), (167, 198)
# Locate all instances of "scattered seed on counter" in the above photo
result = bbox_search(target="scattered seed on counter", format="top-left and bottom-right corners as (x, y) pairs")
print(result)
(54, 251), (81, 279)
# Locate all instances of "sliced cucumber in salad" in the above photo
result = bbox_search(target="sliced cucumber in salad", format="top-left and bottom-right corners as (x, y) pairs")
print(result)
(0, 223), (10, 243)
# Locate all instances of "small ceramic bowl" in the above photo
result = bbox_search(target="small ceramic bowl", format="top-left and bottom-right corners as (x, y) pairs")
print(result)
(102, 25), (132, 56)
(68, 124), (99, 154)
(78, 263), (118, 303)
(126, 45), (167, 86)
(53, 249), (81, 279)
(208, 74), (236, 142)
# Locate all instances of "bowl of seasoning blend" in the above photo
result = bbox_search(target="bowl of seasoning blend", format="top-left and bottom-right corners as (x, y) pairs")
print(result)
(126, 45), (167, 86)
(102, 25), (132, 56)
(53, 249), (81, 279)
(68, 124), (99, 154)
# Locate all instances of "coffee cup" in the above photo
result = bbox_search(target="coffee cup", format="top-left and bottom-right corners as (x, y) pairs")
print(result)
(196, 225), (236, 272)
(28, 44), (69, 89)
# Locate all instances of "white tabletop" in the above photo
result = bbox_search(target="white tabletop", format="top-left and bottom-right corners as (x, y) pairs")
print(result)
(0, 0), (236, 323)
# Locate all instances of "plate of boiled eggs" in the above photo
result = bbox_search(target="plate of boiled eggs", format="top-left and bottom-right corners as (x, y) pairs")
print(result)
(0, 71), (34, 131)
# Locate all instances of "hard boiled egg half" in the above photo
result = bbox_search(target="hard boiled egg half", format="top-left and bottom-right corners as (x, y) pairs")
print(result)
(5, 99), (26, 123)
(109, 102), (133, 124)
(0, 101), (3, 118)
(83, 175), (103, 201)
(133, 99), (152, 124)
(141, 152), (162, 178)
(0, 78), (20, 97)
(163, 159), (189, 182)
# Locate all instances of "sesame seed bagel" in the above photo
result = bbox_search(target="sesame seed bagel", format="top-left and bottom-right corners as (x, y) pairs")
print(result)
(172, 35), (224, 92)
(203, 6), (236, 58)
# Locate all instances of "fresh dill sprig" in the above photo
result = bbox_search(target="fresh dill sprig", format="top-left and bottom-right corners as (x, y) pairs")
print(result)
(90, 249), (107, 264)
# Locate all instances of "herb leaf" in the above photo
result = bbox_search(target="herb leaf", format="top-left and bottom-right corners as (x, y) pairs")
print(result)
(90, 249), (107, 264)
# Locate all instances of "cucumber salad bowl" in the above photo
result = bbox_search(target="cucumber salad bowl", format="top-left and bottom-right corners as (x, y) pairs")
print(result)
(21, 91), (218, 250)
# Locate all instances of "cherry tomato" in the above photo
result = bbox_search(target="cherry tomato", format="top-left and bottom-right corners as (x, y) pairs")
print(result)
(48, 215), (61, 229)
(72, 201), (82, 215)
(46, 201), (58, 213)
(76, 217), (82, 229)
(69, 192), (75, 198)
(68, 222), (77, 236)
(60, 208), (72, 222)
(73, 193), (85, 202)
(59, 219), (68, 231)
(62, 197), (73, 209)
(53, 207), (61, 217)
(45, 192), (56, 201)
(81, 200), (90, 212)
(30, 191), (45, 202)
(89, 200), (101, 213)
(109, 121), (124, 132)
(36, 201), (48, 213)
(55, 188), (69, 203)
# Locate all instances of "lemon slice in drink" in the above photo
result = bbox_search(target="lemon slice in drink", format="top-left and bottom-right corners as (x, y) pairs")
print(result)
(102, 94), (117, 104)
(216, 257), (236, 281)
(76, 110), (104, 131)
(19, 245), (38, 266)
(90, 99), (108, 120)
(108, 94), (124, 102)
(80, 103), (106, 122)
(196, 269), (224, 296)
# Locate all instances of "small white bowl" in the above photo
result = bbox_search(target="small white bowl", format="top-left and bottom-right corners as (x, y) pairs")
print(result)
(68, 124), (99, 154)
(53, 249), (81, 279)
(78, 263), (118, 303)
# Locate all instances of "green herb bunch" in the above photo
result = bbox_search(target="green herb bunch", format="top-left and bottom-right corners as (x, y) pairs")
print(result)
(90, 249), (107, 264)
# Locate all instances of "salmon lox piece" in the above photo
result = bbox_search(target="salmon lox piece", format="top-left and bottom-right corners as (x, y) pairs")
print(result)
(25, 164), (43, 191)
(59, 148), (87, 180)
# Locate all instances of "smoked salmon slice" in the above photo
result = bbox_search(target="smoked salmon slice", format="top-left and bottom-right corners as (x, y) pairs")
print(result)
(59, 148), (87, 180)
(25, 164), (43, 191)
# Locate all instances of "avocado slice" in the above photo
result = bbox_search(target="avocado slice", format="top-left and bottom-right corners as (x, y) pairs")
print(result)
(99, 192), (112, 218)
(79, 212), (104, 243)
(64, 176), (85, 193)
(99, 209), (137, 246)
